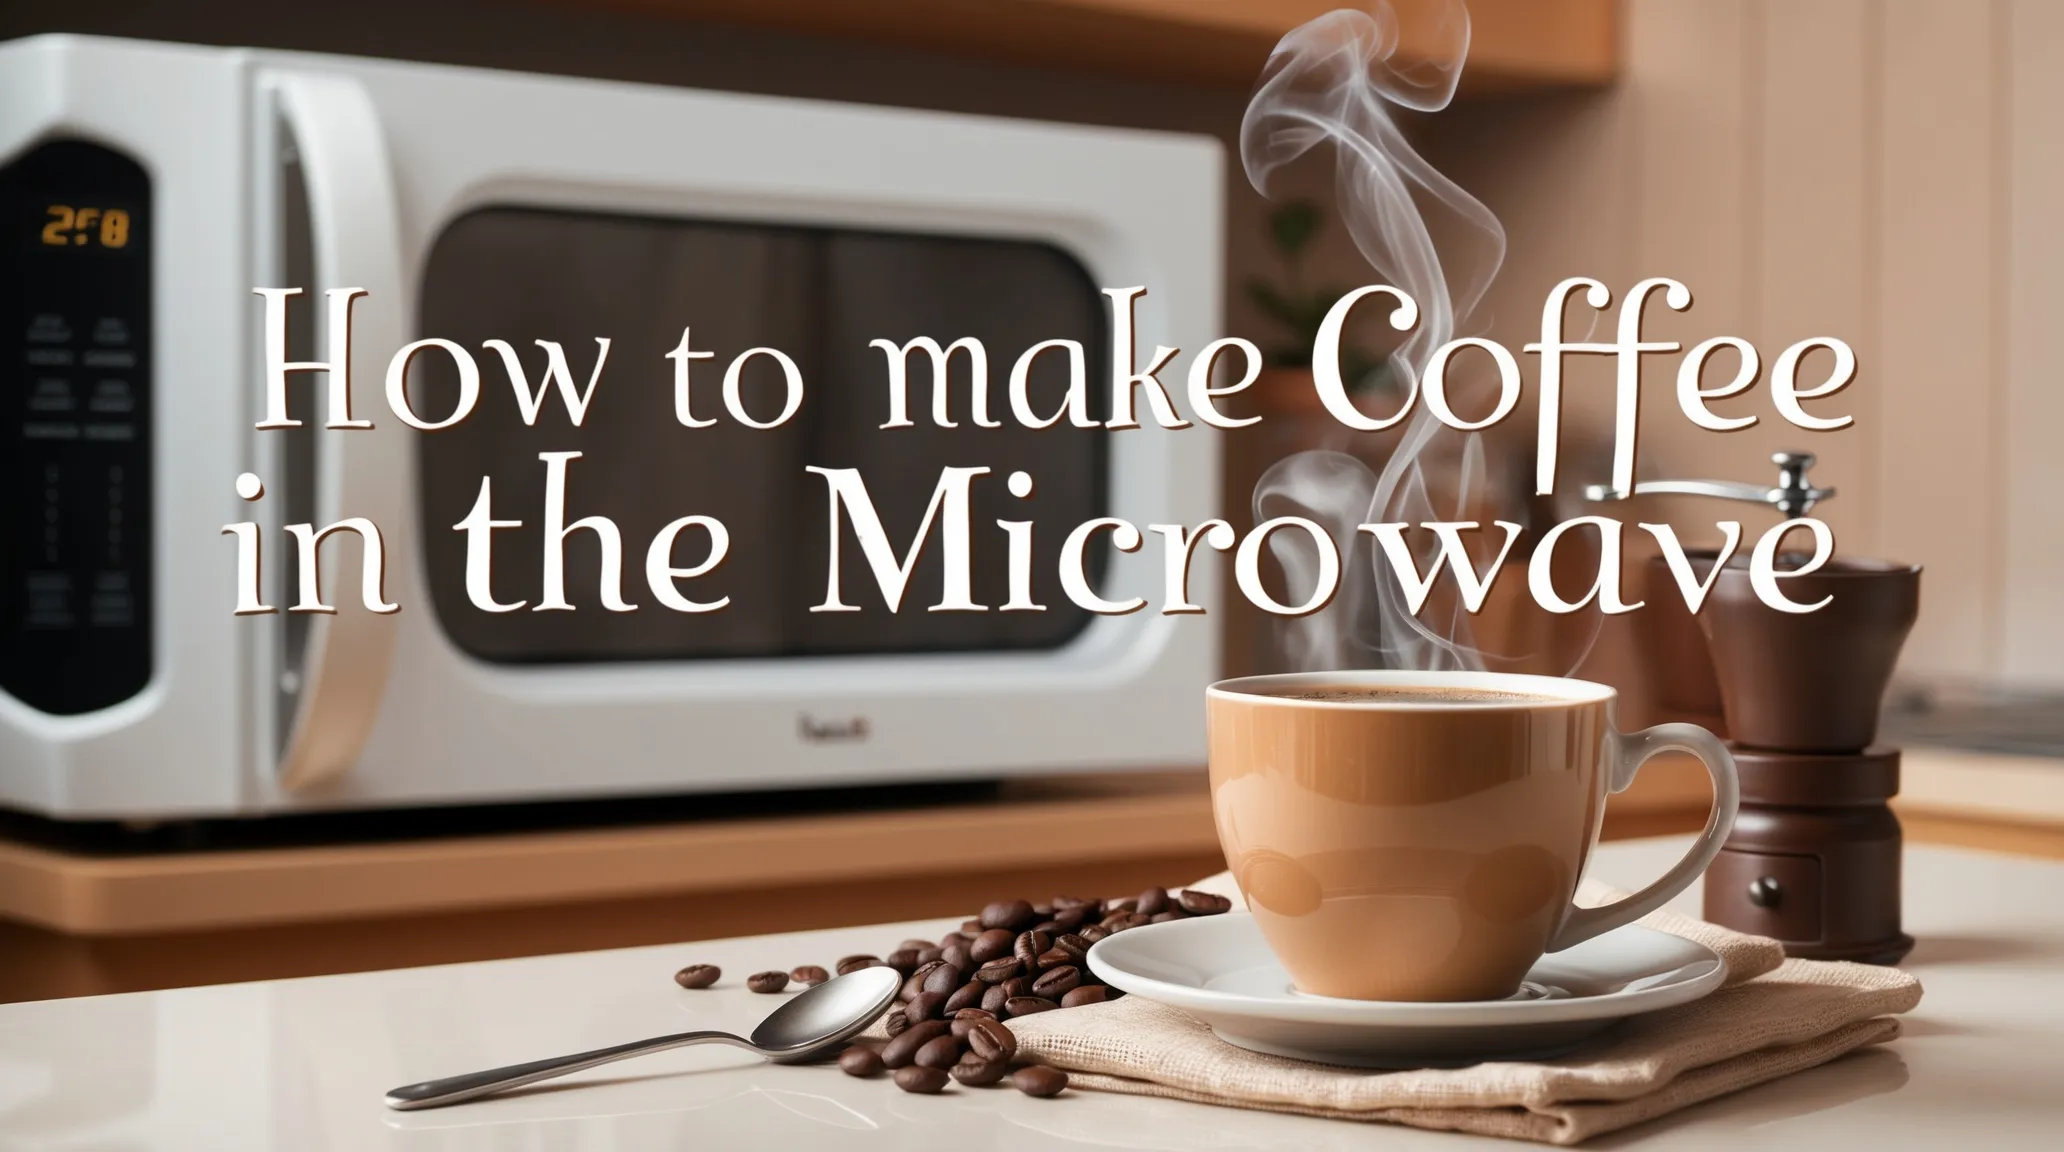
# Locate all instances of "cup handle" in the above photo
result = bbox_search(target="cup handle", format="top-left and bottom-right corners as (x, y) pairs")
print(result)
(1546, 723), (1740, 953)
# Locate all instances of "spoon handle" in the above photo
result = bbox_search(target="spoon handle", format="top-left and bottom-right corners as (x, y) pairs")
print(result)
(384, 1029), (744, 1110)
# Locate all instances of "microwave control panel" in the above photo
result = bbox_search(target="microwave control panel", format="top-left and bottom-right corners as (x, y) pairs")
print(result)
(0, 139), (153, 715)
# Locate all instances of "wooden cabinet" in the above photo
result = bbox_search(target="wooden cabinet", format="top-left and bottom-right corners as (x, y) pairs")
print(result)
(558, 0), (1617, 91)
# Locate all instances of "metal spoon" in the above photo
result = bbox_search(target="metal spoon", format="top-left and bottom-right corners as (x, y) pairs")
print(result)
(383, 965), (901, 1110)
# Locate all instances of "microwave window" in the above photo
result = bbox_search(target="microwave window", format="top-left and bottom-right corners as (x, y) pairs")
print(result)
(415, 207), (1110, 664)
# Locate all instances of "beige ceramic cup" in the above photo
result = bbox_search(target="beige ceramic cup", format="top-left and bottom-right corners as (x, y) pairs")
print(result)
(1207, 671), (1739, 1001)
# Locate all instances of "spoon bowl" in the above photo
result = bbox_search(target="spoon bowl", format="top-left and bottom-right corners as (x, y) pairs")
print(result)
(754, 966), (901, 1060)
(384, 965), (900, 1109)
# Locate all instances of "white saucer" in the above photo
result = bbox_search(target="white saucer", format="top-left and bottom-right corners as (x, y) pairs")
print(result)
(1086, 913), (1726, 1068)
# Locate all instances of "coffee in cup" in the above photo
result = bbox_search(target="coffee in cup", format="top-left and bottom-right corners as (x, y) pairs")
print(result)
(1207, 671), (1739, 1002)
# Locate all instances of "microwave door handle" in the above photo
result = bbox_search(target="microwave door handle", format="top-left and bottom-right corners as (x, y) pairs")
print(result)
(263, 71), (411, 792)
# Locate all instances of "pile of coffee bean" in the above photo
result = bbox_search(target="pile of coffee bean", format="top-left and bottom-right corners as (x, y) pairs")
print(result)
(671, 886), (1233, 1097)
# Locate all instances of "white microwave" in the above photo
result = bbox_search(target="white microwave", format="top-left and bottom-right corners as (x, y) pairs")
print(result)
(0, 35), (1223, 820)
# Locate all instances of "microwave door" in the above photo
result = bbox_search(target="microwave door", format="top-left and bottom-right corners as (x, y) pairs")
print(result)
(804, 232), (1108, 654)
(414, 208), (807, 659)
(411, 213), (1113, 668)
(258, 70), (410, 791)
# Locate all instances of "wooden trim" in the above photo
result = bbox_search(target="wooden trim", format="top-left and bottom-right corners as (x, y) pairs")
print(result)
(0, 759), (1708, 941)
(0, 851), (1232, 1004)
(4, 749), (2044, 943)
(0, 773), (1218, 936)
(1896, 810), (2064, 861)
(550, 0), (1617, 91)
(1896, 747), (2064, 821)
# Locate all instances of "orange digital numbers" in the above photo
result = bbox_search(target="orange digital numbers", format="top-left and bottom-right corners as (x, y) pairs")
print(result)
(39, 205), (131, 249)
(41, 205), (71, 246)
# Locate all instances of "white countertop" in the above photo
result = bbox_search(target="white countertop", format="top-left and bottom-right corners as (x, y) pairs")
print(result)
(1, 837), (2060, 1150)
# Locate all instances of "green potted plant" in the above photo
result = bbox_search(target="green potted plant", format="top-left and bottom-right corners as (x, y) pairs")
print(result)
(1245, 201), (1392, 415)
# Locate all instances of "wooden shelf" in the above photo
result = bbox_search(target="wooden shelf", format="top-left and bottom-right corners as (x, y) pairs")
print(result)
(0, 772), (1221, 937)
(0, 767), (1698, 1002)
(557, 0), (1617, 92)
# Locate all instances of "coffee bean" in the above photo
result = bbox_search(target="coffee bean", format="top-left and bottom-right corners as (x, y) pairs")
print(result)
(1053, 934), (1091, 962)
(937, 931), (971, 950)
(1053, 895), (1097, 911)
(1032, 902), (1054, 916)
(672, 964), (720, 989)
(885, 949), (921, 974)
(965, 1019), (1019, 1062)
(982, 900), (1036, 931)
(950, 1057), (1010, 1086)
(961, 919), (985, 936)
(1014, 930), (1052, 967)
(1061, 985), (1111, 1008)
(998, 977), (1028, 999)
(921, 961), (964, 996)
(903, 960), (947, 1001)
(839, 1047), (884, 1077)
(746, 971), (789, 993)
(976, 958), (1023, 984)
(944, 980), (986, 1014)
(1012, 1066), (1068, 1097)
(1150, 911), (1183, 924)
(894, 1065), (950, 1094)
(915, 1033), (965, 1070)
(1036, 948), (1073, 971)
(1105, 897), (1137, 914)
(1051, 906), (1089, 930)
(1179, 889), (1235, 915)
(1031, 965), (1082, 999)
(885, 1009), (909, 1037)
(950, 1008), (997, 1038)
(1103, 912), (1151, 932)
(970, 928), (1016, 964)
(916, 946), (944, 966)
(941, 943), (973, 971)
(1031, 921), (1062, 935)
(881, 1020), (949, 1068)
(980, 983), (1011, 1014)
(899, 937), (934, 954)
(836, 955), (881, 976)
(906, 990), (948, 1022)
(1137, 887), (1171, 916)
(1003, 996), (1058, 1019)
(1077, 924), (1110, 943)
(790, 965), (829, 987)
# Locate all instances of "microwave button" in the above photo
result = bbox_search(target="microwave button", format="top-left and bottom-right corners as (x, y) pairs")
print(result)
(28, 377), (74, 413)
(26, 313), (71, 344)
(88, 379), (134, 413)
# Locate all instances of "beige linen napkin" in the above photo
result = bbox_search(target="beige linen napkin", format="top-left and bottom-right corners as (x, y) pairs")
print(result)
(997, 873), (1922, 1146)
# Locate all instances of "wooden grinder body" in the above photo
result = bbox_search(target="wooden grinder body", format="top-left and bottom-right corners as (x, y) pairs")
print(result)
(1694, 557), (1920, 964)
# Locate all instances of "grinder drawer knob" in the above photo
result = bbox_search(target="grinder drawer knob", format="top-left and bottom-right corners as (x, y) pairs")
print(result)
(1747, 876), (1783, 908)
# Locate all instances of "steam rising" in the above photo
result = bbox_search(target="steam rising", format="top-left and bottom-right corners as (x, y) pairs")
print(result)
(1245, 1), (1555, 673)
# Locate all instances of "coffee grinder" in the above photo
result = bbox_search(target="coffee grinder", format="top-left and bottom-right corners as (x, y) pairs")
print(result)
(1591, 451), (1919, 963)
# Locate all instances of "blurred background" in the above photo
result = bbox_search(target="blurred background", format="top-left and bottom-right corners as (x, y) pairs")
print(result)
(2, 0), (2057, 1003)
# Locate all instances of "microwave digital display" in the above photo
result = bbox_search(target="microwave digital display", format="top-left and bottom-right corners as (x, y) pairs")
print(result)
(37, 203), (136, 250)
(416, 206), (1111, 665)
(0, 139), (154, 715)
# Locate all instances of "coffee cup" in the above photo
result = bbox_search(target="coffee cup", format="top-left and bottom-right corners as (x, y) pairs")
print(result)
(1207, 671), (1739, 1001)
